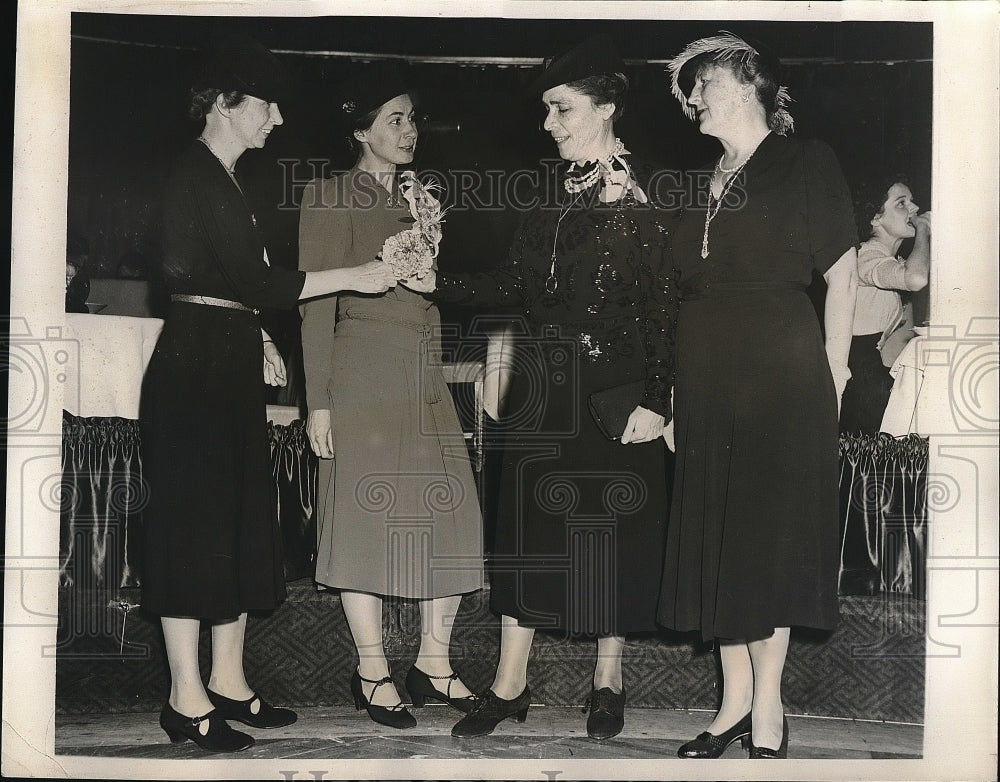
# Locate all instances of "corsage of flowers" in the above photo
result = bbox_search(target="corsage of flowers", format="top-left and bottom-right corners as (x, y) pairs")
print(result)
(379, 170), (445, 281)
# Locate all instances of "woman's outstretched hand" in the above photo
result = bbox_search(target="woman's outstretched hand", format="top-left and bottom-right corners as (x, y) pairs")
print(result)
(263, 341), (287, 387)
(400, 268), (437, 294)
(346, 260), (397, 293)
(621, 405), (665, 444)
(306, 409), (334, 459)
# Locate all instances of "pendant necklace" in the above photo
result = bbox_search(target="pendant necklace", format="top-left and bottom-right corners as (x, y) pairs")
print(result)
(368, 170), (400, 208)
(199, 136), (257, 228)
(701, 132), (768, 259)
(545, 192), (583, 294)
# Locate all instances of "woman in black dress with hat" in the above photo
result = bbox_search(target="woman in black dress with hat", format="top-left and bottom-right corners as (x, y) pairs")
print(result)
(141, 37), (395, 753)
(434, 36), (676, 741)
(657, 32), (858, 759)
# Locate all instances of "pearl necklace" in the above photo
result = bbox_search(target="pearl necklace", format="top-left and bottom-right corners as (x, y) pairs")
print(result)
(564, 138), (626, 194)
(700, 133), (769, 259)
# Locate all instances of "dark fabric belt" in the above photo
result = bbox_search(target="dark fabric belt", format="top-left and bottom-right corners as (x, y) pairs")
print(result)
(171, 294), (260, 315)
(685, 280), (807, 300)
(708, 281), (807, 291)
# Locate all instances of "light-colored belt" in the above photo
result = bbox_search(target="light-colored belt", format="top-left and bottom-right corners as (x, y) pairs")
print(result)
(171, 294), (259, 315)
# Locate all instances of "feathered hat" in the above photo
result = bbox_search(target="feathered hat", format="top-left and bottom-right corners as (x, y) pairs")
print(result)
(667, 31), (794, 135)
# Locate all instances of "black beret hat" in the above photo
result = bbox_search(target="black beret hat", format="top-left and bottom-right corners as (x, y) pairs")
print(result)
(196, 35), (290, 104)
(337, 59), (411, 125)
(528, 34), (625, 95)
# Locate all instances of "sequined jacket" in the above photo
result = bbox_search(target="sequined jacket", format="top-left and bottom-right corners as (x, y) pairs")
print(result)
(435, 157), (677, 417)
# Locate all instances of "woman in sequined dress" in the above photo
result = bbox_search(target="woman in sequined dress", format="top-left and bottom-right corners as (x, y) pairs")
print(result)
(434, 36), (677, 741)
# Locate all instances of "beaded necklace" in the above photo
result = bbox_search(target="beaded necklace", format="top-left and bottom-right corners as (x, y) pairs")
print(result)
(700, 132), (768, 259)
(564, 138), (627, 194)
(198, 136), (257, 229)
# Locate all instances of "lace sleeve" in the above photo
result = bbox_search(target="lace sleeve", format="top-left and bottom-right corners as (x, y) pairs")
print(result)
(434, 212), (533, 310)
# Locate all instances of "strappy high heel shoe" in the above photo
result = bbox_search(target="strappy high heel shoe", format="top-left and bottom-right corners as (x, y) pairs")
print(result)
(677, 711), (752, 758)
(349, 669), (417, 729)
(451, 687), (530, 737)
(749, 715), (789, 759)
(207, 688), (297, 729)
(404, 666), (479, 713)
(159, 703), (254, 753)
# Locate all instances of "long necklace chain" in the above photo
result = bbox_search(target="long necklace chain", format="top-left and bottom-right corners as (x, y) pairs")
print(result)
(701, 133), (768, 259)
(198, 136), (236, 177)
(198, 136), (257, 228)
(545, 192), (584, 294)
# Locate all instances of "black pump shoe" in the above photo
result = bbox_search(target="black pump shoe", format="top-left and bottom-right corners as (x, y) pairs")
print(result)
(350, 669), (417, 729)
(159, 703), (254, 753)
(677, 711), (752, 758)
(405, 666), (479, 713)
(583, 687), (626, 740)
(451, 687), (530, 737)
(207, 689), (297, 729)
(749, 715), (789, 758)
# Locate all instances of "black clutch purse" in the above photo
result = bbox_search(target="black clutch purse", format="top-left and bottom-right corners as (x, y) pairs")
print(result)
(587, 379), (647, 440)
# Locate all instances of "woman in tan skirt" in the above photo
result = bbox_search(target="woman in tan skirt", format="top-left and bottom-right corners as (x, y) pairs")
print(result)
(298, 62), (483, 729)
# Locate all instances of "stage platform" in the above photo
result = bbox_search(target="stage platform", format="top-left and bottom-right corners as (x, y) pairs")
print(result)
(54, 704), (923, 761)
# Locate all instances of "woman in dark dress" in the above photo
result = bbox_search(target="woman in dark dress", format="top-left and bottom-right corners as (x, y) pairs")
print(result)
(435, 36), (676, 741)
(657, 33), (858, 759)
(141, 37), (395, 753)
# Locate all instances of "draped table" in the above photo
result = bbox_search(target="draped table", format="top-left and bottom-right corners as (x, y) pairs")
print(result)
(59, 313), (484, 589)
(835, 333), (933, 598)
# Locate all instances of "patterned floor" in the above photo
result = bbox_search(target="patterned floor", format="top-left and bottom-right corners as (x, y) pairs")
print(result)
(56, 705), (922, 761)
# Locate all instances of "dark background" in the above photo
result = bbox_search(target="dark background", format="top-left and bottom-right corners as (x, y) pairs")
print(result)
(66, 13), (933, 403)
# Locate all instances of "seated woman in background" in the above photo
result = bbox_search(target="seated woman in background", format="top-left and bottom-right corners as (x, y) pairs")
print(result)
(840, 178), (930, 433)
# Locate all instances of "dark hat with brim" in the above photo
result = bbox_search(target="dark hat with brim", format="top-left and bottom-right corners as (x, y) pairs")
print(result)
(337, 59), (412, 125)
(527, 34), (625, 95)
(197, 34), (291, 104)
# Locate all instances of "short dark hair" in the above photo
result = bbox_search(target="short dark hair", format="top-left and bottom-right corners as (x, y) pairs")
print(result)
(188, 88), (247, 121)
(345, 91), (417, 156)
(565, 72), (629, 122)
(853, 174), (911, 239)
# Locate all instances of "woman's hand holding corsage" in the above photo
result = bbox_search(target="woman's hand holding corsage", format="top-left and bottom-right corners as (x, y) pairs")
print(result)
(379, 171), (445, 288)
(400, 268), (437, 293)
